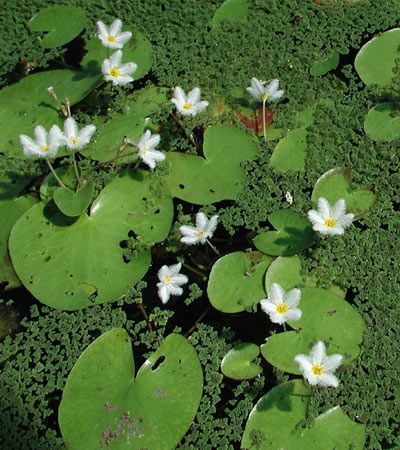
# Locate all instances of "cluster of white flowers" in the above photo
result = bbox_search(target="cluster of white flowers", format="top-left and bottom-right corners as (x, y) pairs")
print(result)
(20, 117), (96, 159)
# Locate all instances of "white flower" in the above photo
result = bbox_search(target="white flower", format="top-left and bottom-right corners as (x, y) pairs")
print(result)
(294, 341), (343, 387)
(179, 212), (218, 245)
(136, 130), (165, 169)
(260, 283), (302, 325)
(171, 87), (209, 117)
(308, 197), (354, 235)
(20, 125), (63, 158)
(96, 19), (132, 49)
(61, 117), (96, 151)
(157, 263), (188, 304)
(101, 50), (137, 86)
(246, 78), (284, 103)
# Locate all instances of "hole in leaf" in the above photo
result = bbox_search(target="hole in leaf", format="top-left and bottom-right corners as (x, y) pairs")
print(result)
(37, 232), (43, 238)
(179, 184), (185, 189)
(209, 188), (215, 194)
(119, 240), (128, 249)
(151, 356), (166, 371)
(128, 230), (136, 238)
(44, 256), (51, 262)
(154, 208), (160, 214)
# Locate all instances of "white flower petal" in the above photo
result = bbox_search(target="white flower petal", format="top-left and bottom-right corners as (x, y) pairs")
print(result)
(269, 312), (286, 324)
(138, 130), (151, 148)
(77, 125), (96, 148)
(268, 90), (284, 102)
(180, 236), (201, 245)
(270, 283), (285, 304)
(33, 126), (47, 147)
(173, 86), (186, 104)
(171, 274), (188, 286)
(336, 213), (354, 228)
(323, 354), (343, 372)
(266, 79), (280, 94)
(158, 285), (170, 304)
(120, 62), (137, 76)
(205, 214), (218, 237)
(317, 197), (331, 219)
(308, 210), (325, 225)
(331, 199), (346, 219)
(285, 288), (301, 308)
(318, 373), (340, 387)
(294, 354), (312, 372)
(168, 263), (182, 276)
(196, 212), (208, 230)
(158, 265), (171, 281)
(145, 134), (161, 149)
(260, 299), (276, 314)
(96, 21), (109, 37)
(193, 100), (209, 114)
(109, 18), (122, 35)
(115, 31), (132, 45)
(179, 225), (197, 237)
(64, 117), (78, 139)
(187, 87), (201, 104)
(284, 309), (302, 322)
(310, 341), (326, 365)
(109, 50), (123, 67)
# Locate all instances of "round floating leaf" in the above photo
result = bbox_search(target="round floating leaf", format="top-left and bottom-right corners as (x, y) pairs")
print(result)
(242, 379), (366, 449)
(364, 102), (400, 142)
(0, 195), (37, 290)
(221, 342), (262, 380)
(211, 0), (249, 29)
(261, 287), (366, 374)
(270, 128), (307, 172)
(165, 124), (258, 205)
(208, 251), (272, 313)
(9, 171), (173, 310)
(0, 70), (100, 159)
(82, 87), (168, 163)
(310, 52), (340, 76)
(82, 29), (152, 80)
(59, 329), (203, 450)
(254, 209), (315, 256)
(29, 6), (86, 48)
(355, 28), (400, 86)
(311, 167), (376, 219)
(265, 255), (303, 292)
(53, 181), (94, 217)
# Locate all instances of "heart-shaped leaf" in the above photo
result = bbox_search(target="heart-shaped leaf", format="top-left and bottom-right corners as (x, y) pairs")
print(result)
(264, 255), (303, 292)
(82, 29), (152, 80)
(254, 209), (315, 256)
(9, 171), (173, 310)
(0, 195), (37, 290)
(355, 28), (400, 87)
(311, 167), (376, 219)
(242, 380), (366, 449)
(82, 87), (168, 163)
(310, 51), (340, 76)
(29, 5), (86, 48)
(261, 287), (366, 374)
(165, 124), (258, 205)
(207, 251), (272, 313)
(270, 128), (307, 172)
(59, 329), (203, 450)
(221, 342), (262, 380)
(0, 70), (101, 158)
(364, 102), (400, 142)
(40, 166), (77, 202)
(53, 181), (94, 217)
(211, 0), (249, 29)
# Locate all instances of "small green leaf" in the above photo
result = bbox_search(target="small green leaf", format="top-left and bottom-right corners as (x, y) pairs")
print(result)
(29, 6), (86, 48)
(221, 343), (262, 380)
(254, 209), (315, 256)
(311, 167), (376, 219)
(265, 255), (303, 292)
(165, 124), (258, 205)
(364, 102), (400, 142)
(207, 251), (272, 313)
(270, 128), (307, 172)
(310, 52), (340, 76)
(40, 166), (77, 202)
(211, 0), (249, 30)
(59, 329), (203, 450)
(355, 28), (400, 86)
(261, 287), (366, 374)
(53, 181), (94, 217)
(242, 380), (366, 449)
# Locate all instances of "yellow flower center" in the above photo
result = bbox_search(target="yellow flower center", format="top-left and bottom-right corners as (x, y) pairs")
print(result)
(70, 137), (78, 145)
(195, 230), (205, 237)
(261, 92), (269, 102)
(311, 364), (324, 376)
(182, 102), (192, 110)
(107, 35), (116, 43)
(109, 67), (120, 78)
(324, 217), (337, 228)
(276, 303), (288, 314)
(165, 275), (172, 285)
(40, 145), (49, 153)
(142, 147), (148, 155)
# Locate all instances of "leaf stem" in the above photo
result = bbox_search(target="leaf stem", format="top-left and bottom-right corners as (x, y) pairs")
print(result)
(46, 159), (66, 188)
(72, 152), (82, 187)
(182, 262), (205, 278)
(262, 98), (267, 142)
(206, 239), (220, 256)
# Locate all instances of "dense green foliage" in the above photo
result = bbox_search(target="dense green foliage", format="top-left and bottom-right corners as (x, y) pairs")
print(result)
(1, 0), (399, 448)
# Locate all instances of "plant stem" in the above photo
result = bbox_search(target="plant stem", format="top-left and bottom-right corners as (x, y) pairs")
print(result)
(72, 152), (82, 187)
(185, 307), (210, 336)
(262, 98), (267, 142)
(206, 239), (220, 256)
(182, 262), (205, 278)
(46, 159), (66, 188)
(136, 302), (153, 332)
(283, 323), (287, 332)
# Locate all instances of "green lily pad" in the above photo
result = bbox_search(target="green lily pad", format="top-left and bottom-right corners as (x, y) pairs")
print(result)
(355, 28), (400, 87)
(211, 0), (249, 29)
(53, 181), (94, 217)
(9, 171), (173, 310)
(0, 70), (101, 159)
(261, 287), (366, 374)
(40, 166), (77, 202)
(165, 124), (258, 205)
(207, 251), (272, 313)
(311, 167), (376, 219)
(82, 29), (152, 80)
(264, 255), (303, 292)
(364, 102), (400, 142)
(254, 209), (315, 256)
(221, 342), (262, 380)
(59, 329), (203, 450)
(310, 52), (340, 77)
(29, 5), (86, 49)
(270, 128), (307, 172)
(242, 380), (366, 449)
(82, 87), (168, 163)
(0, 170), (32, 200)
(0, 195), (37, 290)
